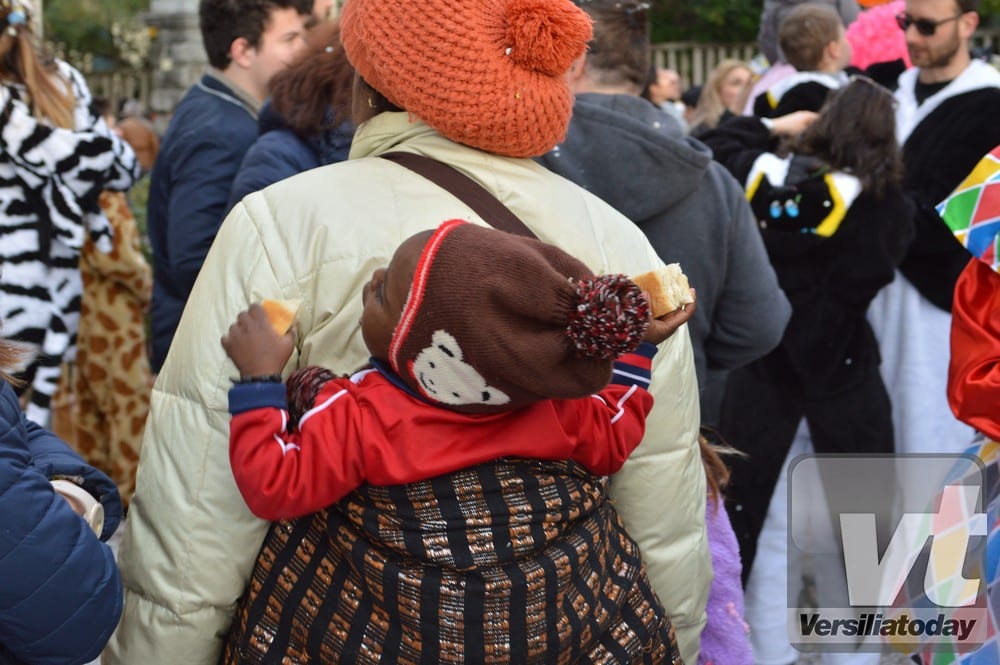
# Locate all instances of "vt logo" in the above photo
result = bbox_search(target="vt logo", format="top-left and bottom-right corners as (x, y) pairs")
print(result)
(839, 485), (986, 607)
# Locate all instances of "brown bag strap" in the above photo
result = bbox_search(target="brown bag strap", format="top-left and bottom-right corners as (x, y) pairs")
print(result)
(381, 151), (538, 239)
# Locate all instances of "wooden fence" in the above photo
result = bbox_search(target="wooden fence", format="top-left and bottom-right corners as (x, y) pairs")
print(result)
(85, 68), (154, 113)
(651, 42), (758, 89)
(652, 26), (1000, 88)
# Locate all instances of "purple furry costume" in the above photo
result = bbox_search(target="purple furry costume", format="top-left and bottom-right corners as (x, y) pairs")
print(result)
(699, 496), (753, 665)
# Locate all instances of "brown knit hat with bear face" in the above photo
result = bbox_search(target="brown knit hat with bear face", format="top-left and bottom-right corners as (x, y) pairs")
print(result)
(388, 220), (650, 414)
(340, 0), (593, 158)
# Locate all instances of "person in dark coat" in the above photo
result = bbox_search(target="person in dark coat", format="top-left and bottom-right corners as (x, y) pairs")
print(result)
(0, 339), (124, 664)
(538, 0), (790, 427)
(701, 76), (915, 665)
(227, 18), (356, 210)
(148, 0), (311, 372)
(700, 78), (915, 578)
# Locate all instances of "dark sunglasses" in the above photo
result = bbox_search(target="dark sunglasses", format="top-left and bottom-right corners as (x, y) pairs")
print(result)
(895, 12), (964, 36)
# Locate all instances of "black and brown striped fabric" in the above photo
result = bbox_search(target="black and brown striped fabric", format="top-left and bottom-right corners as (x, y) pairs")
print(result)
(221, 459), (681, 664)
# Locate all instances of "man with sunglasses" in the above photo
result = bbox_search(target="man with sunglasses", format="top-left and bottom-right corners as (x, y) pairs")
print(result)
(868, 0), (1000, 463)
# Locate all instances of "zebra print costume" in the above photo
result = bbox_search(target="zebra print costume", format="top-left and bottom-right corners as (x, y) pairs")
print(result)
(0, 60), (139, 423)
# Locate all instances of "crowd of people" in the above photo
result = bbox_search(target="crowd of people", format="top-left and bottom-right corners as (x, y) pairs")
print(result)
(1, 0), (998, 663)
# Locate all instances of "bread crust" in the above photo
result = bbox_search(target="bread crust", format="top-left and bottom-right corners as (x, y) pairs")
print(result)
(261, 299), (300, 335)
(631, 264), (693, 318)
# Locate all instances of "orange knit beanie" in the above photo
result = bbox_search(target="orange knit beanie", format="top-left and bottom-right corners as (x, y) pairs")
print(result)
(341, 0), (593, 158)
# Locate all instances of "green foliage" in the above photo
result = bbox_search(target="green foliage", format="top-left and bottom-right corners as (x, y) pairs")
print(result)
(129, 174), (152, 266)
(982, 0), (1000, 22)
(44, 0), (151, 70)
(650, 0), (1000, 43)
(650, 0), (762, 44)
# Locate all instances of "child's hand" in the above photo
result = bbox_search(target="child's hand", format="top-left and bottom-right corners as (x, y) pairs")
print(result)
(643, 288), (696, 345)
(222, 303), (295, 378)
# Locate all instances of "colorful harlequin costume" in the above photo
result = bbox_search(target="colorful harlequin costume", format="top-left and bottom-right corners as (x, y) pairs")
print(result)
(904, 149), (1000, 664)
(944, 146), (1000, 447)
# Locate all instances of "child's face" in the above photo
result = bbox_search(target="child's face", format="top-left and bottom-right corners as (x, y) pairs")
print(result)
(360, 231), (430, 361)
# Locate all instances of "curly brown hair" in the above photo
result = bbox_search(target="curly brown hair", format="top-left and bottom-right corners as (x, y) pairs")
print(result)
(268, 18), (354, 136)
(576, 0), (651, 92)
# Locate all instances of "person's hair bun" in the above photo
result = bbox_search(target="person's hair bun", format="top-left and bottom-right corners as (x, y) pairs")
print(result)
(566, 274), (649, 359)
(504, 0), (593, 77)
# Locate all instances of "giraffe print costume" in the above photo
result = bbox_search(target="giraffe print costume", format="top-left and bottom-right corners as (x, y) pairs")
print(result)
(52, 190), (152, 505)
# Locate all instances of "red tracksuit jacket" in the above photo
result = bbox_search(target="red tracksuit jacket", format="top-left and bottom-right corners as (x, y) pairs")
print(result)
(228, 344), (657, 520)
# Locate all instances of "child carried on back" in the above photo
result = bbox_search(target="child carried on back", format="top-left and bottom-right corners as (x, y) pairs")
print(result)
(220, 219), (695, 664)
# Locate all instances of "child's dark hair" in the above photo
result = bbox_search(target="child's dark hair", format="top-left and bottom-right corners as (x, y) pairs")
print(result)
(269, 18), (354, 136)
(790, 77), (903, 199)
(778, 3), (843, 72)
(199, 0), (312, 70)
(576, 0), (651, 92)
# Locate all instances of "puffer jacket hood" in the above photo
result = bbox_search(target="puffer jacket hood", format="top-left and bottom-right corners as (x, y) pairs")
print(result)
(256, 100), (354, 166)
(255, 100), (286, 135)
(544, 93), (711, 225)
(0, 382), (123, 664)
(227, 101), (356, 212)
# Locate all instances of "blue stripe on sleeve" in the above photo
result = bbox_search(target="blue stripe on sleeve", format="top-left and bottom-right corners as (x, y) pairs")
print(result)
(611, 342), (657, 389)
(228, 381), (288, 415)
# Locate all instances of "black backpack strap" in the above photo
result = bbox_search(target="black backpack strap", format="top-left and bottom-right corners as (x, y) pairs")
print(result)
(380, 151), (538, 239)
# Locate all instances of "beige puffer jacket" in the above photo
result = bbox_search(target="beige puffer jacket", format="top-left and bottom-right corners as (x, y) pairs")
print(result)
(106, 113), (709, 665)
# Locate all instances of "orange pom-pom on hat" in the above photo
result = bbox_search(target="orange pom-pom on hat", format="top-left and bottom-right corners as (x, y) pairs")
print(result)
(341, 0), (593, 158)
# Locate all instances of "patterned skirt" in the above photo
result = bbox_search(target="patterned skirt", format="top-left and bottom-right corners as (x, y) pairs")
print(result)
(221, 459), (681, 664)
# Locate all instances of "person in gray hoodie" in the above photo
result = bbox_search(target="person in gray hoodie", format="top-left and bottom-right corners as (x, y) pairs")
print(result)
(538, 0), (791, 427)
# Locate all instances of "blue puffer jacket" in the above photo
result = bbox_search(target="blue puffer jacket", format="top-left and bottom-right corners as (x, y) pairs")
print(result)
(0, 381), (123, 664)
(226, 100), (354, 212)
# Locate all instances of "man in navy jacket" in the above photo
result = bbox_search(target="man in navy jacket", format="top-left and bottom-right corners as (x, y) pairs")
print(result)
(148, 0), (310, 371)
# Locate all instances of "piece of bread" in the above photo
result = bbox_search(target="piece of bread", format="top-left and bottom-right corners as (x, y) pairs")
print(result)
(631, 264), (694, 318)
(260, 299), (301, 335)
